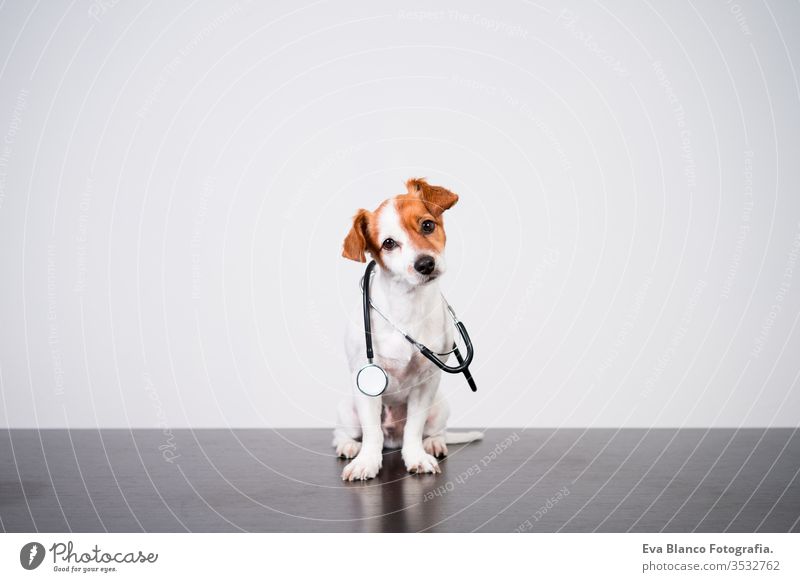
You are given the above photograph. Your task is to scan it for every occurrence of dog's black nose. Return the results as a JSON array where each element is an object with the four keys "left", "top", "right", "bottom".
[{"left": 414, "top": 255, "right": 435, "bottom": 275}]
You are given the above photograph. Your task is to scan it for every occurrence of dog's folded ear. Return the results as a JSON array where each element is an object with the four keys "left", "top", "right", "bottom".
[
  {"left": 342, "top": 209, "right": 371, "bottom": 262},
  {"left": 407, "top": 178, "right": 459, "bottom": 217}
]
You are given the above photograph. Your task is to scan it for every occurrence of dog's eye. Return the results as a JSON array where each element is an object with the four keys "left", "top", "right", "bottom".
[
  {"left": 382, "top": 238, "right": 397, "bottom": 250},
  {"left": 421, "top": 220, "right": 436, "bottom": 234}
]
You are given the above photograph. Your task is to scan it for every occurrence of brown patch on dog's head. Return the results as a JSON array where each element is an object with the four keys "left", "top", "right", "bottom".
[{"left": 389, "top": 178, "right": 458, "bottom": 254}]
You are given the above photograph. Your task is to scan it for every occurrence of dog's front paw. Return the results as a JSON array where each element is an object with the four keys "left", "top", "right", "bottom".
[
  {"left": 335, "top": 439, "right": 362, "bottom": 459},
  {"left": 423, "top": 435, "right": 448, "bottom": 458},
  {"left": 403, "top": 449, "right": 441, "bottom": 474},
  {"left": 341, "top": 452, "right": 382, "bottom": 481}
]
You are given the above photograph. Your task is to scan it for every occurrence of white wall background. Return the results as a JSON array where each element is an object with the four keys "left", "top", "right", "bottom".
[{"left": 1, "top": 0, "right": 799, "bottom": 429}]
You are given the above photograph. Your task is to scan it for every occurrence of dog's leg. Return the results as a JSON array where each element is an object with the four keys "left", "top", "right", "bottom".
[
  {"left": 332, "top": 399, "right": 362, "bottom": 459},
  {"left": 402, "top": 379, "right": 441, "bottom": 474},
  {"left": 422, "top": 394, "right": 449, "bottom": 458},
  {"left": 341, "top": 392, "right": 384, "bottom": 481}
]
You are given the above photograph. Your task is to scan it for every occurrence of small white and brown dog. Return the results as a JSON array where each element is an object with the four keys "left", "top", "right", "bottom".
[{"left": 334, "top": 178, "right": 482, "bottom": 481}]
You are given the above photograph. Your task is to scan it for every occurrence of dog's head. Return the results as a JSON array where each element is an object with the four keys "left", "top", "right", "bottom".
[{"left": 342, "top": 178, "right": 459, "bottom": 286}]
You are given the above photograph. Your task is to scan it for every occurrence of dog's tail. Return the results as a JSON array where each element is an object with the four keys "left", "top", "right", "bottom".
[{"left": 444, "top": 431, "right": 484, "bottom": 444}]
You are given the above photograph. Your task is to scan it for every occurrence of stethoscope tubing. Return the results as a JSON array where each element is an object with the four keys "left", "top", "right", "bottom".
[
  {"left": 362, "top": 260, "right": 378, "bottom": 362},
  {"left": 361, "top": 260, "right": 477, "bottom": 392},
  {"left": 413, "top": 321, "right": 473, "bottom": 373}
]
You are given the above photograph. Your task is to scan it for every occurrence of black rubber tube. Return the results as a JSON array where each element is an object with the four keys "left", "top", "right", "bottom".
[
  {"left": 362, "top": 260, "right": 377, "bottom": 360},
  {"left": 453, "top": 345, "right": 478, "bottom": 392}
]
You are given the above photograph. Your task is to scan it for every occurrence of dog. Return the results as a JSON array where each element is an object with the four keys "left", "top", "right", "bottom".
[{"left": 333, "top": 178, "right": 483, "bottom": 481}]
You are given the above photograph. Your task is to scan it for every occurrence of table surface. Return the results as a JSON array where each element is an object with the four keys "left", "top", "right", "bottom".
[{"left": 0, "top": 428, "right": 797, "bottom": 533}]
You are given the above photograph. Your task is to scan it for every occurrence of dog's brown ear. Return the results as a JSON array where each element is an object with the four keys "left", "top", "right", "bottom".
[
  {"left": 407, "top": 178, "right": 459, "bottom": 217},
  {"left": 342, "top": 209, "right": 371, "bottom": 262}
]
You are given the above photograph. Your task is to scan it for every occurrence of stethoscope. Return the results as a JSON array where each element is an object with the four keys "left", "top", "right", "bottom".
[{"left": 356, "top": 260, "right": 478, "bottom": 397}]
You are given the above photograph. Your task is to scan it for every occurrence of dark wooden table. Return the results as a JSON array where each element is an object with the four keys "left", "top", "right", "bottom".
[{"left": 1, "top": 428, "right": 797, "bottom": 532}]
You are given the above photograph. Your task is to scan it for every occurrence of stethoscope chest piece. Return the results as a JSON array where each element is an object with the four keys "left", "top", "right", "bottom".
[{"left": 356, "top": 362, "right": 388, "bottom": 397}]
